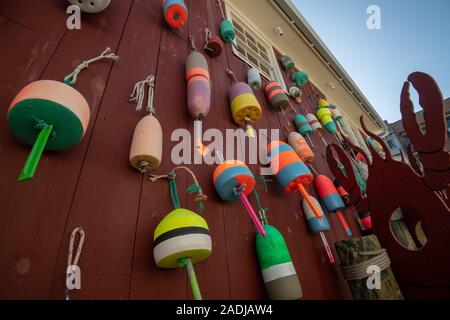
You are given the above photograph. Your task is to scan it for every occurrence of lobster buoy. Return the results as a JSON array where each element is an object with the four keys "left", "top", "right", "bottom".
[
  {"left": 293, "top": 114, "right": 313, "bottom": 136},
  {"left": 316, "top": 107, "right": 337, "bottom": 134},
  {"left": 220, "top": 20, "right": 235, "bottom": 43},
  {"left": 267, "top": 141, "right": 322, "bottom": 219},
  {"left": 255, "top": 225, "right": 303, "bottom": 300},
  {"left": 247, "top": 68, "right": 262, "bottom": 90},
  {"left": 288, "top": 132, "right": 314, "bottom": 165},
  {"left": 8, "top": 80, "right": 90, "bottom": 181},
  {"left": 331, "top": 106, "right": 343, "bottom": 121},
  {"left": 264, "top": 82, "right": 289, "bottom": 111},
  {"left": 163, "top": 0, "right": 188, "bottom": 29},
  {"left": 186, "top": 49, "right": 211, "bottom": 154},
  {"left": 280, "top": 55, "right": 295, "bottom": 71},
  {"left": 204, "top": 34, "right": 223, "bottom": 58},
  {"left": 315, "top": 175, "right": 352, "bottom": 237},
  {"left": 229, "top": 82, "right": 262, "bottom": 138},
  {"left": 153, "top": 208, "right": 212, "bottom": 268},
  {"left": 302, "top": 196, "right": 335, "bottom": 263},
  {"left": 292, "top": 71, "right": 309, "bottom": 87},
  {"left": 186, "top": 51, "right": 211, "bottom": 119},
  {"left": 302, "top": 196, "right": 330, "bottom": 234},
  {"left": 214, "top": 160, "right": 265, "bottom": 236},
  {"left": 67, "top": 0, "right": 111, "bottom": 13},
  {"left": 288, "top": 85, "right": 302, "bottom": 101},
  {"left": 306, "top": 113, "right": 321, "bottom": 131},
  {"left": 129, "top": 115, "right": 163, "bottom": 172}
]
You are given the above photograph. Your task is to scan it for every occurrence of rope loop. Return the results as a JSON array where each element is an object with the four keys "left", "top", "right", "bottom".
[
  {"left": 189, "top": 36, "right": 197, "bottom": 52},
  {"left": 130, "top": 74, "right": 156, "bottom": 115},
  {"left": 64, "top": 47, "right": 119, "bottom": 85},
  {"left": 65, "top": 227, "right": 85, "bottom": 300}
]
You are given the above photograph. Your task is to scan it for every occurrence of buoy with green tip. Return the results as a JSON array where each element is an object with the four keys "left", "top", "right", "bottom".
[
  {"left": 255, "top": 225, "right": 302, "bottom": 300},
  {"left": 7, "top": 48, "right": 118, "bottom": 182}
]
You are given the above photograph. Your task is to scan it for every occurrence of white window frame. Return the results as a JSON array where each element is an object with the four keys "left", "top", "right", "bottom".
[{"left": 224, "top": 4, "right": 287, "bottom": 91}]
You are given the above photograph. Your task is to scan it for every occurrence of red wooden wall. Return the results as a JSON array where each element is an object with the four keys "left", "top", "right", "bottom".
[{"left": 0, "top": 0, "right": 361, "bottom": 299}]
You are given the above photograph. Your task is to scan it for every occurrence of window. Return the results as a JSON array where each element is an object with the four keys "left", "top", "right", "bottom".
[
  {"left": 225, "top": 6, "right": 286, "bottom": 89},
  {"left": 387, "top": 139, "right": 395, "bottom": 149},
  {"left": 447, "top": 117, "right": 450, "bottom": 136}
]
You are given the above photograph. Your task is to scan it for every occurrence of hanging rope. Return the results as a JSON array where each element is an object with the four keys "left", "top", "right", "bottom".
[
  {"left": 189, "top": 36, "right": 197, "bottom": 52},
  {"left": 253, "top": 189, "right": 268, "bottom": 225},
  {"left": 340, "top": 249, "right": 391, "bottom": 281},
  {"left": 256, "top": 176, "right": 273, "bottom": 193},
  {"left": 130, "top": 75, "right": 156, "bottom": 115},
  {"left": 217, "top": 0, "right": 226, "bottom": 20},
  {"left": 64, "top": 47, "right": 119, "bottom": 85},
  {"left": 226, "top": 68, "right": 237, "bottom": 84},
  {"left": 149, "top": 167, "right": 208, "bottom": 212},
  {"left": 204, "top": 28, "right": 213, "bottom": 51},
  {"left": 65, "top": 227, "right": 85, "bottom": 300}
]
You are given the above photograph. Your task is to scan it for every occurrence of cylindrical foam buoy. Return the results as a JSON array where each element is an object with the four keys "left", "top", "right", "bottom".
[
  {"left": 204, "top": 35, "right": 223, "bottom": 58},
  {"left": 266, "top": 141, "right": 313, "bottom": 193},
  {"left": 229, "top": 82, "right": 262, "bottom": 127},
  {"left": 280, "top": 55, "right": 295, "bottom": 71},
  {"left": 247, "top": 68, "right": 262, "bottom": 90},
  {"left": 67, "top": 0, "right": 111, "bottom": 13},
  {"left": 220, "top": 19, "right": 235, "bottom": 43},
  {"left": 264, "top": 82, "right": 289, "bottom": 111},
  {"left": 186, "top": 51, "right": 211, "bottom": 119},
  {"left": 292, "top": 71, "right": 309, "bottom": 87},
  {"left": 316, "top": 108, "right": 337, "bottom": 134},
  {"left": 255, "top": 225, "right": 303, "bottom": 300},
  {"left": 163, "top": 0, "right": 188, "bottom": 29},
  {"left": 293, "top": 114, "right": 313, "bottom": 136},
  {"left": 331, "top": 107, "right": 342, "bottom": 121},
  {"left": 334, "top": 179, "right": 352, "bottom": 208},
  {"left": 302, "top": 197, "right": 330, "bottom": 233},
  {"left": 187, "top": 76, "right": 211, "bottom": 119},
  {"left": 306, "top": 113, "right": 322, "bottom": 131},
  {"left": 315, "top": 175, "right": 345, "bottom": 212},
  {"left": 213, "top": 160, "right": 255, "bottom": 201},
  {"left": 288, "top": 86, "right": 302, "bottom": 100},
  {"left": 153, "top": 208, "right": 212, "bottom": 269},
  {"left": 288, "top": 132, "right": 314, "bottom": 165},
  {"left": 129, "top": 115, "right": 163, "bottom": 173}
]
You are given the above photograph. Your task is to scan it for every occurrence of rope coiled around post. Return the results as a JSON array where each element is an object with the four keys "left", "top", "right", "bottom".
[{"left": 340, "top": 249, "right": 391, "bottom": 281}]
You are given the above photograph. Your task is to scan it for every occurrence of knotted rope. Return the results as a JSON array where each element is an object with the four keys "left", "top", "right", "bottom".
[
  {"left": 253, "top": 189, "right": 268, "bottom": 225},
  {"left": 130, "top": 74, "right": 156, "bottom": 115},
  {"left": 204, "top": 28, "right": 213, "bottom": 51},
  {"left": 64, "top": 47, "right": 119, "bottom": 85},
  {"left": 65, "top": 227, "right": 85, "bottom": 300},
  {"left": 340, "top": 249, "right": 391, "bottom": 281},
  {"left": 217, "top": 0, "right": 226, "bottom": 20},
  {"left": 149, "top": 166, "right": 207, "bottom": 213}
]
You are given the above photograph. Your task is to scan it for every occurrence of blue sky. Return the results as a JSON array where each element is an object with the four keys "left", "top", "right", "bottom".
[{"left": 292, "top": 0, "right": 450, "bottom": 123}]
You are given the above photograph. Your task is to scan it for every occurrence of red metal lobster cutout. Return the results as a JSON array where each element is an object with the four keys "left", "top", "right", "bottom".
[{"left": 327, "top": 72, "right": 450, "bottom": 296}]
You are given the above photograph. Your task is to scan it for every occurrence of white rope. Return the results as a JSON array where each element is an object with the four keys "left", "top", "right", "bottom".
[
  {"left": 217, "top": 0, "right": 226, "bottom": 19},
  {"left": 64, "top": 47, "right": 119, "bottom": 85},
  {"left": 130, "top": 75, "right": 156, "bottom": 115},
  {"left": 204, "top": 28, "right": 213, "bottom": 51},
  {"left": 189, "top": 36, "right": 197, "bottom": 52},
  {"left": 65, "top": 227, "right": 85, "bottom": 300},
  {"left": 340, "top": 249, "right": 391, "bottom": 281}
]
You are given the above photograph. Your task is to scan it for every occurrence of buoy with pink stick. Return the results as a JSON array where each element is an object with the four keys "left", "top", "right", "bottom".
[
  {"left": 213, "top": 153, "right": 266, "bottom": 237},
  {"left": 266, "top": 141, "right": 323, "bottom": 220}
]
